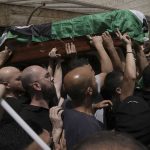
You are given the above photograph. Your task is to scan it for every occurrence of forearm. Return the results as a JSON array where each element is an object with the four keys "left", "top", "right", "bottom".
[
  {"left": 52, "top": 128, "right": 62, "bottom": 144},
  {"left": 52, "top": 128, "right": 63, "bottom": 150},
  {"left": 107, "top": 46, "right": 123, "bottom": 71},
  {"left": 48, "top": 59, "right": 54, "bottom": 77},
  {"left": 95, "top": 43, "right": 113, "bottom": 73},
  {"left": 54, "top": 61, "right": 62, "bottom": 99},
  {"left": 0, "top": 48, "right": 12, "bottom": 67},
  {"left": 125, "top": 44, "right": 136, "bottom": 79},
  {"left": 120, "top": 44, "right": 136, "bottom": 101}
]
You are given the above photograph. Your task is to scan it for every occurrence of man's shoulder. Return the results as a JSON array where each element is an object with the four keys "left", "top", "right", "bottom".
[
  {"left": 5, "top": 97, "right": 23, "bottom": 113},
  {"left": 63, "top": 109, "right": 102, "bottom": 128},
  {"left": 21, "top": 105, "right": 48, "bottom": 112},
  {"left": 63, "top": 109, "right": 102, "bottom": 150},
  {"left": 121, "top": 96, "right": 149, "bottom": 106},
  {"left": 20, "top": 105, "right": 49, "bottom": 118},
  {"left": 64, "top": 109, "right": 95, "bottom": 120},
  {"left": 117, "top": 96, "right": 150, "bottom": 115}
]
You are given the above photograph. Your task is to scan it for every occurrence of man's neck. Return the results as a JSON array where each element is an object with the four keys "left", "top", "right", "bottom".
[
  {"left": 74, "top": 105, "right": 93, "bottom": 116},
  {"left": 30, "top": 96, "right": 49, "bottom": 109}
]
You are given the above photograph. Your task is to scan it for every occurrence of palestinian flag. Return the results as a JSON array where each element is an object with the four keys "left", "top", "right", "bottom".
[{"left": 0, "top": 9, "right": 149, "bottom": 46}]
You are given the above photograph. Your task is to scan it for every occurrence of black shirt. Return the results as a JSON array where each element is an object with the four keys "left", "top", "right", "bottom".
[
  {"left": 63, "top": 109, "right": 103, "bottom": 150},
  {"left": 20, "top": 105, "right": 52, "bottom": 132},
  {"left": 0, "top": 121, "right": 43, "bottom": 150},
  {"left": 115, "top": 96, "right": 150, "bottom": 145},
  {"left": 0, "top": 97, "right": 25, "bottom": 124},
  {"left": 134, "top": 89, "right": 150, "bottom": 107}
]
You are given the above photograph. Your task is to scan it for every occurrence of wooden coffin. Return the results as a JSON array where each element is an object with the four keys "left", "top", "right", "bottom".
[{"left": 4, "top": 36, "right": 93, "bottom": 64}]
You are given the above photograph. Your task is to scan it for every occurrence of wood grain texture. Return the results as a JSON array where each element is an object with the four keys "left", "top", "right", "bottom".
[{"left": 4, "top": 36, "right": 93, "bottom": 63}]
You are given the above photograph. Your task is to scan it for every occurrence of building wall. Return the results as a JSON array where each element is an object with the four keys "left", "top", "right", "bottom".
[{"left": 0, "top": 3, "right": 82, "bottom": 26}]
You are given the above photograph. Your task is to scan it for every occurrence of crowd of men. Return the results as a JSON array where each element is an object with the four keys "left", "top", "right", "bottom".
[{"left": 0, "top": 28, "right": 149, "bottom": 150}]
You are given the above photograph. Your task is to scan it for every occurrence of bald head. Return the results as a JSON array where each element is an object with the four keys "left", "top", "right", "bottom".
[
  {"left": 74, "top": 131, "right": 147, "bottom": 150},
  {"left": 0, "top": 66, "right": 24, "bottom": 94},
  {"left": 0, "top": 67, "right": 20, "bottom": 83},
  {"left": 64, "top": 65, "right": 96, "bottom": 103},
  {"left": 21, "top": 65, "right": 56, "bottom": 103},
  {"left": 21, "top": 65, "right": 47, "bottom": 90}
]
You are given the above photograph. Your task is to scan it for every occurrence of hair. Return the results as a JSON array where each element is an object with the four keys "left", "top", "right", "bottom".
[
  {"left": 68, "top": 57, "right": 89, "bottom": 71},
  {"left": 74, "top": 131, "right": 147, "bottom": 150},
  {"left": 142, "top": 65, "right": 150, "bottom": 88},
  {"left": 101, "top": 71, "right": 123, "bottom": 99},
  {"left": 0, "top": 121, "right": 43, "bottom": 150},
  {"left": 65, "top": 81, "right": 89, "bottom": 106}
]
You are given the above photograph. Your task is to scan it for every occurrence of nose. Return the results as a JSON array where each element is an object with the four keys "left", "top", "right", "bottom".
[
  {"left": 51, "top": 76, "right": 54, "bottom": 83},
  {"left": 92, "top": 70, "right": 95, "bottom": 76}
]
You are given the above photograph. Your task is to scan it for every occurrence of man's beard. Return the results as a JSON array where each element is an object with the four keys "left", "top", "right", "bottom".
[{"left": 41, "top": 84, "right": 57, "bottom": 107}]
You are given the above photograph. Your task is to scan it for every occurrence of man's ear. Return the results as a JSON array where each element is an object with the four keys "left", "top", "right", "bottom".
[
  {"left": 3, "top": 82, "right": 9, "bottom": 89},
  {"left": 86, "top": 87, "right": 93, "bottom": 96},
  {"left": 116, "top": 87, "right": 121, "bottom": 95},
  {"left": 32, "top": 82, "right": 41, "bottom": 91}
]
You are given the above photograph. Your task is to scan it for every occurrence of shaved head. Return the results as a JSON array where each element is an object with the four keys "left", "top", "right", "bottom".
[
  {"left": 21, "top": 65, "right": 45, "bottom": 89},
  {"left": 0, "top": 67, "right": 20, "bottom": 83},
  {"left": 0, "top": 66, "right": 23, "bottom": 93},
  {"left": 21, "top": 65, "right": 56, "bottom": 103},
  {"left": 64, "top": 65, "right": 97, "bottom": 105},
  {"left": 74, "top": 131, "right": 147, "bottom": 150}
]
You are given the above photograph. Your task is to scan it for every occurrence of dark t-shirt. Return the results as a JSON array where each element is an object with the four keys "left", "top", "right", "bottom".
[
  {"left": 0, "top": 96, "right": 25, "bottom": 124},
  {"left": 0, "top": 121, "right": 43, "bottom": 150},
  {"left": 134, "top": 89, "right": 150, "bottom": 107},
  {"left": 115, "top": 96, "right": 150, "bottom": 145},
  {"left": 20, "top": 105, "right": 52, "bottom": 132},
  {"left": 63, "top": 109, "right": 103, "bottom": 150}
]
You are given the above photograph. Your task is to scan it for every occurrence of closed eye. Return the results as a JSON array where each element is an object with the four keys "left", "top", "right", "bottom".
[{"left": 45, "top": 72, "right": 50, "bottom": 78}]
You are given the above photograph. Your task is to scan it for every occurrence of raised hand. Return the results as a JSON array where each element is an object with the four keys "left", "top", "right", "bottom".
[
  {"left": 115, "top": 29, "right": 131, "bottom": 45},
  {"left": 0, "top": 46, "right": 12, "bottom": 66},
  {"left": 65, "top": 42, "right": 77, "bottom": 56},
  {"left": 49, "top": 106, "right": 63, "bottom": 129},
  {"left": 102, "top": 31, "right": 114, "bottom": 49},
  {"left": 49, "top": 106, "right": 64, "bottom": 145},
  {"left": 92, "top": 100, "right": 113, "bottom": 110},
  {"left": 48, "top": 47, "right": 61, "bottom": 59},
  {"left": 91, "top": 35, "right": 103, "bottom": 47}
]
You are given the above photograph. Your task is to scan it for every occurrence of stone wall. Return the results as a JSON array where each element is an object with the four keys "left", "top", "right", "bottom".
[{"left": 0, "top": 3, "right": 82, "bottom": 26}]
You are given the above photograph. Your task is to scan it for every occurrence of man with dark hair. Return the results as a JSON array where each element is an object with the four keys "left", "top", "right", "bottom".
[
  {"left": 102, "top": 31, "right": 150, "bottom": 146},
  {"left": 20, "top": 65, "right": 56, "bottom": 132},
  {"left": 74, "top": 131, "right": 147, "bottom": 150},
  {"left": 68, "top": 57, "right": 89, "bottom": 71},
  {"left": 101, "top": 71, "right": 124, "bottom": 129},
  {"left": 102, "top": 71, "right": 123, "bottom": 100}
]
